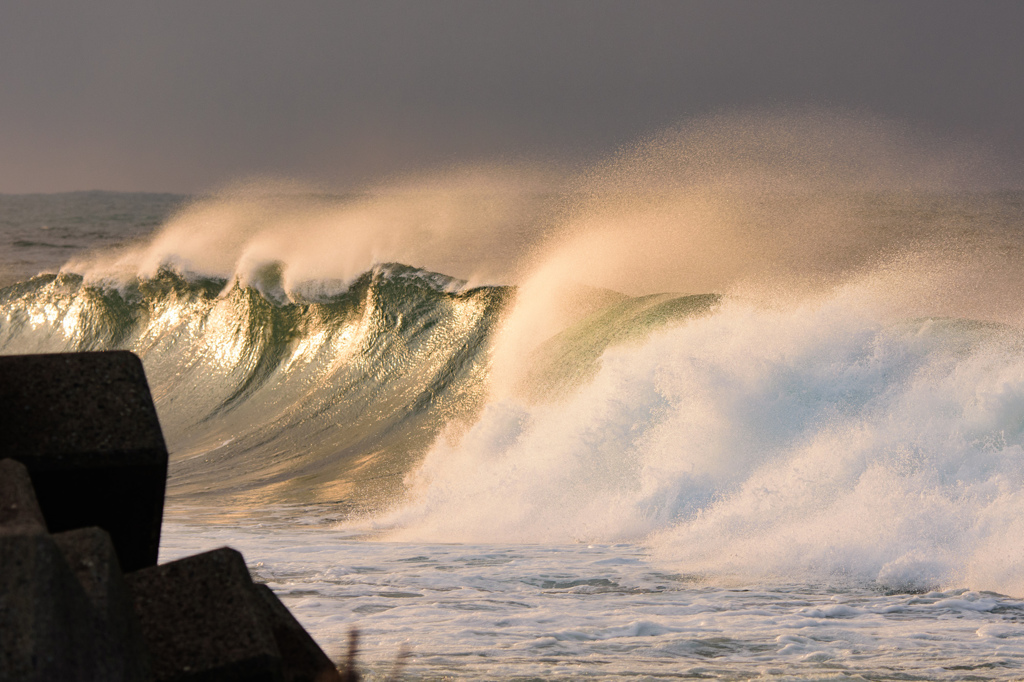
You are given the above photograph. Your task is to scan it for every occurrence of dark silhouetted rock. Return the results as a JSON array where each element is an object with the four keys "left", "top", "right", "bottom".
[
  {"left": 253, "top": 584, "right": 342, "bottom": 682},
  {"left": 0, "top": 458, "right": 47, "bottom": 532},
  {"left": 125, "top": 547, "right": 284, "bottom": 682},
  {"left": 0, "top": 351, "right": 168, "bottom": 571},
  {"left": 0, "top": 528, "right": 101, "bottom": 681},
  {"left": 53, "top": 526, "right": 154, "bottom": 682}
]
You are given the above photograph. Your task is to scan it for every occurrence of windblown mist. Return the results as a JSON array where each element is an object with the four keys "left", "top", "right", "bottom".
[{"left": 3, "top": 113, "right": 1024, "bottom": 679}]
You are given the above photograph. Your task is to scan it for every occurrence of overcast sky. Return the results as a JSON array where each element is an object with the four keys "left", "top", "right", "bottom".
[{"left": 1, "top": 0, "right": 1021, "bottom": 193}]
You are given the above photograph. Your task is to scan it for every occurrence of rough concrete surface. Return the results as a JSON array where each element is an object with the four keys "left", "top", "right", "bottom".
[
  {"left": 0, "top": 458, "right": 47, "bottom": 532},
  {"left": 254, "top": 583, "right": 342, "bottom": 682},
  {"left": 0, "top": 530, "right": 102, "bottom": 681},
  {"left": 1, "top": 352, "right": 345, "bottom": 681},
  {"left": 0, "top": 351, "right": 168, "bottom": 570},
  {"left": 125, "top": 547, "right": 284, "bottom": 682},
  {"left": 54, "top": 526, "right": 154, "bottom": 682}
]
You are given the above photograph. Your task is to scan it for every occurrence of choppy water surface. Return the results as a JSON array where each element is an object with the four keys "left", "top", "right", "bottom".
[{"left": 161, "top": 510, "right": 1024, "bottom": 681}]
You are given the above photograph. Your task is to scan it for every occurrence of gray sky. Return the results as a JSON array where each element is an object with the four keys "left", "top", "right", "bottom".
[{"left": 1, "top": 0, "right": 1021, "bottom": 193}]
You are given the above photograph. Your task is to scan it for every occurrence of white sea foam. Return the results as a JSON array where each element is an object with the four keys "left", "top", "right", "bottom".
[
  {"left": 380, "top": 285, "right": 1024, "bottom": 597},
  {"left": 161, "top": 515, "right": 1024, "bottom": 680}
]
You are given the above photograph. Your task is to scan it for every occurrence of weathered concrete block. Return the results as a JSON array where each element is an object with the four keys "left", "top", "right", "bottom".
[
  {"left": 0, "top": 529, "right": 101, "bottom": 681},
  {"left": 0, "top": 351, "right": 168, "bottom": 571},
  {"left": 253, "top": 584, "right": 341, "bottom": 682},
  {"left": 0, "top": 458, "right": 47, "bottom": 532},
  {"left": 125, "top": 547, "right": 284, "bottom": 682},
  {"left": 53, "top": 526, "right": 154, "bottom": 682}
]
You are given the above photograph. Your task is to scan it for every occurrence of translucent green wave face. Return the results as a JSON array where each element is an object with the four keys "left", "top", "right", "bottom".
[
  {"left": 520, "top": 293, "right": 721, "bottom": 402},
  {"left": 0, "top": 266, "right": 509, "bottom": 506}
]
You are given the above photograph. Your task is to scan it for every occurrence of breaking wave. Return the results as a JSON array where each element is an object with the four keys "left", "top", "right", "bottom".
[
  {"left": 0, "top": 265, "right": 508, "bottom": 505},
  {"left": 2, "top": 110, "right": 1024, "bottom": 596}
]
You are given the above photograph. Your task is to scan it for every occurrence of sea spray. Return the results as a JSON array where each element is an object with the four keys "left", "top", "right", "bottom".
[
  {"left": 2, "top": 110, "right": 1022, "bottom": 597},
  {"left": 62, "top": 171, "right": 560, "bottom": 296},
  {"left": 371, "top": 112, "right": 1024, "bottom": 596},
  {"left": 382, "top": 286, "right": 1024, "bottom": 596}
]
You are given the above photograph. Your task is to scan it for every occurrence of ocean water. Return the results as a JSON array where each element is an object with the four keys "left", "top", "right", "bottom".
[
  {"left": 3, "top": 117, "right": 1024, "bottom": 679},
  {"left": 160, "top": 511, "right": 1024, "bottom": 681}
]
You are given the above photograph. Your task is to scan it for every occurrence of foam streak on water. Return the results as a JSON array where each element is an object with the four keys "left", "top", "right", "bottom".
[{"left": 161, "top": 513, "right": 1024, "bottom": 681}]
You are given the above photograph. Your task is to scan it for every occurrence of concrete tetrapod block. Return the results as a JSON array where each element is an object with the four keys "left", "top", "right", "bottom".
[
  {"left": 253, "top": 584, "right": 342, "bottom": 682},
  {"left": 0, "top": 351, "right": 168, "bottom": 571},
  {"left": 53, "top": 526, "right": 154, "bottom": 682},
  {"left": 0, "top": 458, "right": 47, "bottom": 532},
  {"left": 125, "top": 547, "right": 284, "bottom": 682},
  {"left": 0, "top": 528, "right": 102, "bottom": 681}
]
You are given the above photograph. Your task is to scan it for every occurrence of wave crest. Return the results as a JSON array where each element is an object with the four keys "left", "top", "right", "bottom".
[{"left": 0, "top": 265, "right": 511, "bottom": 505}]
